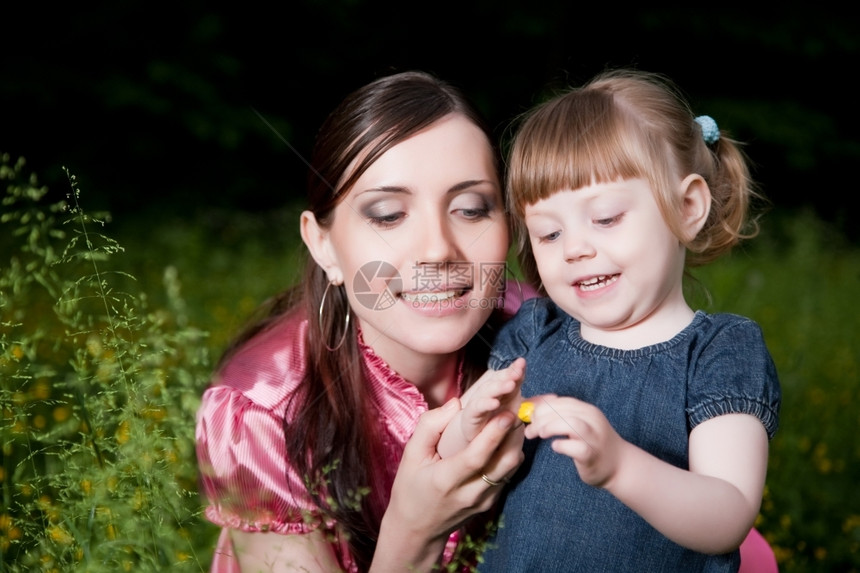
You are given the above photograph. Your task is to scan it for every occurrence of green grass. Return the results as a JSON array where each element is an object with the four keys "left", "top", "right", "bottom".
[{"left": 2, "top": 155, "right": 858, "bottom": 571}]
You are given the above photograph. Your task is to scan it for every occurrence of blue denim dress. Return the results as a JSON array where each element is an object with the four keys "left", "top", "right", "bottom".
[{"left": 479, "top": 298, "right": 781, "bottom": 573}]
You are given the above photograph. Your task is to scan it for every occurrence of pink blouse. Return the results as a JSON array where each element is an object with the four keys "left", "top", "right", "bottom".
[
  {"left": 196, "top": 283, "right": 537, "bottom": 572},
  {"left": 196, "top": 312, "right": 460, "bottom": 572}
]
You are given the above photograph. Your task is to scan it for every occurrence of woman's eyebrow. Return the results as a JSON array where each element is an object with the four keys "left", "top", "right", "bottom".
[
  {"left": 356, "top": 185, "right": 410, "bottom": 196},
  {"left": 448, "top": 179, "right": 497, "bottom": 193}
]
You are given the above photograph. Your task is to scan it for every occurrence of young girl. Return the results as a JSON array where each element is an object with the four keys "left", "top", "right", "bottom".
[
  {"left": 477, "top": 69, "right": 782, "bottom": 572},
  {"left": 195, "top": 71, "right": 527, "bottom": 573}
]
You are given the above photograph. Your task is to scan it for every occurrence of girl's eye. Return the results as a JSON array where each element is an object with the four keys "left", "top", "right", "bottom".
[
  {"left": 538, "top": 230, "right": 561, "bottom": 243},
  {"left": 594, "top": 214, "right": 623, "bottom": 227}
]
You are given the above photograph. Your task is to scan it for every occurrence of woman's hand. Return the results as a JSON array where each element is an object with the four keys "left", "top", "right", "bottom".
[{"left": 373, "top": 398, "right": 524, "bottom": 572}]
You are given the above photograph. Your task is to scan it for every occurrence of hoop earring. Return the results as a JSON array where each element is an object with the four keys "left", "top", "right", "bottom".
[{"left": 319, "top": 280, "right": 351, "bottom": 352}]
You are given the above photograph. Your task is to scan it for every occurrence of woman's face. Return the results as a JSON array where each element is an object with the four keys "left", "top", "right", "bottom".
[{"left": 305, "top": 114, "right": 509, "bottom": 374}]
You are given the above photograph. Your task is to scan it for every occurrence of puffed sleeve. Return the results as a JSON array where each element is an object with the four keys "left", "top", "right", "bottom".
[
  {"left": 195, "top": 316, "right": 323, "bottom": 534},
  {"left": 489, "top": 297, "right": 564, "bottom": 371},
  {"left": 686, "top": 314, "right": 781, "bottom": 439},
  {"left": 197, "top": 386, "right": 318, "bottom": 533}
]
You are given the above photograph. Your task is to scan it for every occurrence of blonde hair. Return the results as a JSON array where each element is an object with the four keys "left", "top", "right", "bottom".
[{"left": 507, "top": 69, "right": 762, "bottom": 286}]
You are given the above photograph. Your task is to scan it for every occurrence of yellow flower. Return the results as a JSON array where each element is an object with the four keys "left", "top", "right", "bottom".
[
  {"left": 518, "top": 401, "right": 534, "bottom": 424},
  {"left": 53, "top": 405, "right": 71, "bottom": 422},
  {"left": 48, "top": 525, "right": 74, "bottom": 545},
  {"left": 31, "top": 379, "right": 51, "bottom": 400},
  {"left": 115, "top": 420, "right": 130, "bottom": 444}
]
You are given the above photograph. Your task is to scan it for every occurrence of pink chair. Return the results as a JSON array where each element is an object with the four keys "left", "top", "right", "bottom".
[{"left": 739, "top": 528, "right": 778, "bottom": 572}]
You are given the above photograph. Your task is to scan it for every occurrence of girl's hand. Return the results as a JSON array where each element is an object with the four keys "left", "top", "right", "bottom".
[
  {"left": 438, "top": 358, "right": 526, "bottom": 458},
  {"left": 524, "top": 396, "right": 769, "bottom": 554},
  {"left": 375, "top": 399, "right": 524, "bottom": 571},
  {"left": 460, "top": 357, "right": 526, "bottom": 414},
  {"left": 523, "top": 394, "right": 625, "bottom": 488}
]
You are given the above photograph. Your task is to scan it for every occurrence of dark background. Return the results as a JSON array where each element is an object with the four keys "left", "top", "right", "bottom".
[{"left": 2, "top": 1, "right": 857, "bottom": 239}]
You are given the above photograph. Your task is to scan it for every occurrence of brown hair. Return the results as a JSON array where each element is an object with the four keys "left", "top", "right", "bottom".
[
  {"left": 507, "top": 69, "right": 763, "bottom": 287},
  {"left": 218, "top": 70, "right": 503, "bottom": 571}
]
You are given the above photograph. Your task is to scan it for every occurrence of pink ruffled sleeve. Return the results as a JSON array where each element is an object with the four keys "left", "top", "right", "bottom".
[
  {"left": 195, "top": 316, "right": 320, "bottom": 534},
  {"left": 197, "top": 386, "right": 315, "bottom": 533}
]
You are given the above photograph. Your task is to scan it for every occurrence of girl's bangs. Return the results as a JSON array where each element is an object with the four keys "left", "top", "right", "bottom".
[{"left": 509, "top": 92, "right": 652, "bottom": 217}]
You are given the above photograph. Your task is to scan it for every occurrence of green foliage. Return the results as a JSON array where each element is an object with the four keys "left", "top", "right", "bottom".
[
  {"left": 688, "top": 211, "right": 860, "bottom": 572},
  {"left": 0, "top": 155, "right": 217, "bottom": 571}
]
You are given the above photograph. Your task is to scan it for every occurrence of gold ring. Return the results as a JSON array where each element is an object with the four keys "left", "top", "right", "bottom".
[{"left": 481, "top": 474, "right": 503, "bottom": 487}]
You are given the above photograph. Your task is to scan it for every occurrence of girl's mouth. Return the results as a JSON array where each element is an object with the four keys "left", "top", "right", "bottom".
[{"left": 576, "top": 275, "right": 619, "bottom": 292}]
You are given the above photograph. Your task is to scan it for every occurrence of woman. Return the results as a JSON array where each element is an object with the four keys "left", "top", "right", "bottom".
[{"left": 195, "top": 70, "right": 526, "bottom": 572}]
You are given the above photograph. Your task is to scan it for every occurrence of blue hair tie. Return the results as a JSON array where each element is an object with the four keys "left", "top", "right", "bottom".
[{"left": 695, "top": 115, "right": 720, "bottom": 145}]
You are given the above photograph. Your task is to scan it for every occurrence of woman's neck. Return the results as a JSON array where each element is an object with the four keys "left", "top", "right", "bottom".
[
  {"left": 385, "top": 349, "right": 461, "bottom": 409},
  {"left": 411, "top": 355, "right": 461, "bottom": 409}
]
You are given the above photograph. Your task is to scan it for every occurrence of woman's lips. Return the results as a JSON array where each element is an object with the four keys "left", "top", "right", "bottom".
[{"left": 400, "top": 289, "right": 469, "bottom": 304}]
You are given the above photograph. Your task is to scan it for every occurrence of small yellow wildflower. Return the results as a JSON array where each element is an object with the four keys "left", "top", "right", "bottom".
[
  {"left": 53, "top": 405, "right": 71, "bottom": 422},
  {"left": 48, "top": 525, "right": 74, "bottom": 545},
  {"left": 115, "top": 420, "right": 130, "bottom": 444},
  {"left": 31, "top": 379, "right": 51, "bottom": 400},
  {"left": 518, "top": 401, "right": 534, "bottom": 424}
]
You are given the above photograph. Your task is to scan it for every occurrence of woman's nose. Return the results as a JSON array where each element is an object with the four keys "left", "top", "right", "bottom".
[{"left": 416, "top": 215, "right": 461, "bottom": 264}]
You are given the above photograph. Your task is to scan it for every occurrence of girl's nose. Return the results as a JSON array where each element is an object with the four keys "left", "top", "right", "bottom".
[{"left": 563, "top": 228, "right": 596, "bottom": 262}]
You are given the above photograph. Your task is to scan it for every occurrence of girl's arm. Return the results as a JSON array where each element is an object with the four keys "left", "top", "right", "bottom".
[
  {"left": 609, "top": 413, "right": 767, "bottom": 553},
  {"left": 229, "top": 399, "right": 524, "bottom": 572},
  {"left": 527, "top": 396, "right": 767, "bottom": 554}
]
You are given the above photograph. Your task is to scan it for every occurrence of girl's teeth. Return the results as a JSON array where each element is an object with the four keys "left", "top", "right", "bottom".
[{"left": 578, "top": 275, "right": 617, "bottom": 291}]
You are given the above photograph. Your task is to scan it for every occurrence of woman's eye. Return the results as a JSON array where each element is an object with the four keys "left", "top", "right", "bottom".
[
  {"left": 457, "top": 206, "right": 491, "bottom": 220},
  {"left": 451, "top": 193, "right": 494, "bottom": 220},
  {"left": 361, "top": 198, "right": 407, "bottom": 228},
  {"left": 367, "top": 212, "right": 405, "bottom": 227}
]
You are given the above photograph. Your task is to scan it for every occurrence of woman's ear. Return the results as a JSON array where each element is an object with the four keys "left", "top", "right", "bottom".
[
  {"left": 678, "top": 174, "right": 712, "bottom": 242},
  {"left": 300, "top": 210, "right": 343, "bottom": 284}
]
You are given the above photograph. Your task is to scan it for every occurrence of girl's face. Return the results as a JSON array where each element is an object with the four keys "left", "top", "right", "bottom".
[
  {"left": 524, "top": 177, "right": 692, "bottom": 349},
  {"left": 304, "top": 114, "right": 509, "bottom": 375}
]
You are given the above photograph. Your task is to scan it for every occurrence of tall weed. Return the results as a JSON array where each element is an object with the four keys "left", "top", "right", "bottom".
[{"left": 0, "top": 155, "right": 217, "bottom": 571}]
